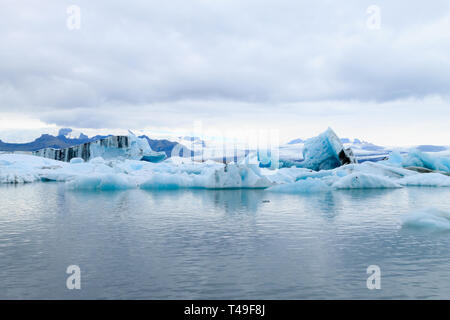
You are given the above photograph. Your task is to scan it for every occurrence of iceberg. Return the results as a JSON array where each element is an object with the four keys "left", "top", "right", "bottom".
[
  {"left": 211, "top": 163, "right": 271, "bottom": 189},
  {"left": 66, "top": 173, "right": 135, "bottom": 191},
  {"left": 140, "top": 173, "right": 193, "bottom": 190},
  {"left": 267, "top": 178, "right": 331, "bottom": 193},
  {"left": 1, "top": 143, "right": 450, "bottom": 192},
  {"left": 33, "top": 132, "right": 166, "bottom": 163},
  {"left": 385, "top": 149, "right": 450, "bottom": 173},
  {"left": 141, "top": 154, "right": 167, "bottom": 163},
  {"left": 398, "top": 173, "right": 450, "bottom": 187},
  {"left": 300, "top": 128, "right": 356, "bottom": 171},
  {"left": 332, "top": 172, "right": 402, "bottom": 189},
  {"left": 403, "top": 149, "right": 450, "bottom": 172},
  {"left": 0, "top": 154, "right": 67, "bottom": 184},
  {"left": 69, "top": 157, "right": 84, "bottom": 164},
  {"left": 402, "top": 208, "right": 450, "bottom": 231}
]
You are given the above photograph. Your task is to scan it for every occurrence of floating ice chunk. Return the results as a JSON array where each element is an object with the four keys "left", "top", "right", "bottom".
[
  {"left": 267, "top": 178, "right": 331, "bottom": 193},
  {"left": 261, "top": 167, "right": 313, "bottom": 184},
  {"left": 402, "top": 208, "right": 450, "bottom": 231},
  {"left": 0, "top": 154, "right": 68, "bottom": 183},
  {"left": 69, "top": 157, "right": 84, "bottom": 164},
  {"left": 295, "top": 169, "right": 339, "bottom": 181},
  {"left": 385, "top": 149, "right": 450, "bottom": 173},
  {"left": 141, "top": 154, "right": 167, "bottom": 163},
  {"left": 339, "top": 161, "right": 417, "bottom": 179},
  {"left": 139, "top": 163, "right": 271, "bottom": 189},
  {"left": 402, "top": 149, "right": 450, "bottom": 172},
  {"left": 300, "top": 128, "right": 356, "bottom": 171},
  {"left": 140, "top": 173, "right": 192, "bottom": 190},
  {"left": 0, "top": 171, "right": 38, "bottom": 184},
  {"left": 203, "top": 164, "right": 271, "bottom": 189},
  {"left": 66, "top": 174, "right": 135, "bottom": 190},
  {"left": 128, "top": 131, "right": 166, "bottom": 163},
  {"left": 398, "top": 173, "right": 450, "bottom": 187},
  {"left": 332, "top": 172, "right": 401, "bottom": 189},
  {"left": 89, "top": 157, "right": 105, "bottom": 164},
  {"left": 384, "top": 151, "right": 403, "bottom": 167}
]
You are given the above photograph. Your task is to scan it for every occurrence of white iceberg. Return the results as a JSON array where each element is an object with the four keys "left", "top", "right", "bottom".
[
  {"left": 140, "top": 172, "right": 193, "bottom": 190},
  {"left": 398, "top": 173, "right": 450, "bottom": 187},
  {"left": 66, "top": 173, "right": 135, "bottom": 191},
  {"left": 69, "top": 157, "right": 84, "bottom": 164},
  {"left": 0, "top": 154, "right": 67, "bottom": 184},
  {"left": 267, "top": 178, "right": 331, "bottom": 193},
  {"left": 332, "top": 172, "right": 402, "bottom": 189},
  {"left": 140, "top": 163, "right": 271, "bottom": 190}
]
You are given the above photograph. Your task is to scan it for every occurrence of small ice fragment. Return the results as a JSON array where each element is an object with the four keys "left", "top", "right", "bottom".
[{"left": 69, "top": 157, "right": 84, "bottom": 164}]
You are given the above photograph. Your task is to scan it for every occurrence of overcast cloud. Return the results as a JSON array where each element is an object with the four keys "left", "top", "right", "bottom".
[{"left": 0, "top": 0, "right": 449, "bottom": 145}]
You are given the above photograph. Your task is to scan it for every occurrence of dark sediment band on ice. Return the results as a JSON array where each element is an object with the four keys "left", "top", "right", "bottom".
[
  {"left": 33, "top": 135, "right": 133, "bottom": 162},
  {"left": 405, "top": 166, "right": 450, "bottom": 176}
]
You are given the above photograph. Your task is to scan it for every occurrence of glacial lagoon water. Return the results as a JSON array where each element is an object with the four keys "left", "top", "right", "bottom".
[{"left": 1, "top": 183, "right": 450, "bottom": 299}]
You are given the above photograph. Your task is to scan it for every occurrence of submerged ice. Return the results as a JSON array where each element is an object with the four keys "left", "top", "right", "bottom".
[{"left": 402, "top": 208, "right": 450, "bottom": 231}]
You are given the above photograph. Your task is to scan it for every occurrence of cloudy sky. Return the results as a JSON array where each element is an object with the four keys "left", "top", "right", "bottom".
[{"left": 1, "top": 0, "right": 449, "bottom": 145}]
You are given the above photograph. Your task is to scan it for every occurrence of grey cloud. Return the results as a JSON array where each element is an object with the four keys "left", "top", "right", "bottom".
[{"left": 0, "top": 0, "right": 450, "bottom": 131}]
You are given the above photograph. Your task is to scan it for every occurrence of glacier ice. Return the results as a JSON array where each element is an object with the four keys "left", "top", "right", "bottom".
[
  {"left": 384, "top": 151, "right": 403, "bottom": 167},
  {"left": 0, "top": 154, "right": 67, "bottom": 184},
  {"left": 1, "top": 147, "right": 450, "bottom": 191},
  {"left": 300, "top": 128, "right": 356, "bottom": 171},
  {"left": 385, "top": 149, "right": 450, "bottom": 173},
  {"left": 140, "top": 173, "right": 192, "bottom": 190},
  {"left": 33, "top": 132, "right": 166, "bottom": 163},
  {"left": 332, "top": 172, "right": 402, "bottom": 189},
  {"left": 398, "top": 173, "right": 450, "bottom": 187},
  {"left": 66, "top": 174, "right": 135, "bottom": 191},
  {"left": 69, "top": 157, "right": 84, "bottom": 164},
  {"left": 267, "top": 178, "right": 331, "bottom": 193}
]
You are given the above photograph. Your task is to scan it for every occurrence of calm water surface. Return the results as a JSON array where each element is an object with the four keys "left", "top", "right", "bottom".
[{"left": 1, "top": 183, "right": 450, "bottom": 299}]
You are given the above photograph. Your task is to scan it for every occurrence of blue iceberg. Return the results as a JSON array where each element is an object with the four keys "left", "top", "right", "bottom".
[
  {"left": 300, "top": 128, "right": 356, "bottom": 171},
  {"left": 385, "top": 149, "right": 450, "bottom": 173}
]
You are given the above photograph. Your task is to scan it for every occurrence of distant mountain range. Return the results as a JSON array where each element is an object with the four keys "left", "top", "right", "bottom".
[
  {"left": 2, "top": 129, "right": 447, "bottom": 159},
  {"left": 0, "top": 128, "right": 185, "bottom": 157},
  {"left": 138, "top": 136, "right": 181, "bottom": 157}
]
